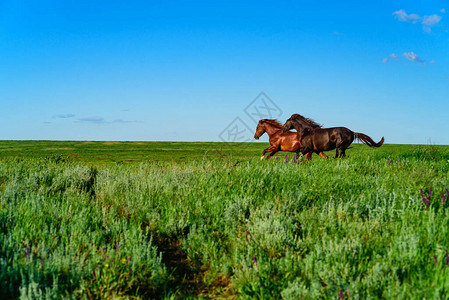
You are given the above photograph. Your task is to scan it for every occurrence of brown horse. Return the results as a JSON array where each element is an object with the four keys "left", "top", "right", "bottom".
[
  {"left": 282, "top": 114, "right": 384, "bottom": 159},
  {"left": 254, "top": 119, "right": 327, "bottom": 160}
]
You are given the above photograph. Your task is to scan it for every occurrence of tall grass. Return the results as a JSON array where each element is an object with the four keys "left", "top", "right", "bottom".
[{"left": 1, "top": 145, "right": 449, "bottom": 298}]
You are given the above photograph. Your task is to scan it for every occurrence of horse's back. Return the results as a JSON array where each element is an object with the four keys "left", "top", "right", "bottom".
[
  {"left": 314, "top": 127, "right": 353, "bottom": 139},
  {"left": 308, "top": 127, "right": 354, "bottom": 151},
  {"left": 333, "top": 127, "right": 354, "bottom": 141}
]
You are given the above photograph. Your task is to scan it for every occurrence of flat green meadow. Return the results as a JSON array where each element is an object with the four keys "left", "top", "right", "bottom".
[{"left": 1, "top": 140, "right": 449, "bottom": 299}]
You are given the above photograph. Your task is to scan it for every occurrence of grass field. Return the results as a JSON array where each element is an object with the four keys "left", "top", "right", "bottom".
[
  {"left": 0, "top": 140, "right": 264, "bottom": 163},
  {"left": 1, "top": 140, "right": 449, "bottom": 299}
]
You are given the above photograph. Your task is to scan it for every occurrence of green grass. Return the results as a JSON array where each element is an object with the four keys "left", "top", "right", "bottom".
[
  {"left": 1, "top": 141, "right": 449, "bottom": 298},
  {"left": 1, "top": 140, "right": 448, "bottom": 163},
  {"left": 0, "top": 140, "right": 266, "bottom": 163}
]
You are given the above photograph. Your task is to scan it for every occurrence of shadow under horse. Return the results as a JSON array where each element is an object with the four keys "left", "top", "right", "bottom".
[
  {"left": 282, "top": 114, "right": 384, "bottom": 159},
  {"left": 254, "top": 119, "right": 327, "bottom": 160}
]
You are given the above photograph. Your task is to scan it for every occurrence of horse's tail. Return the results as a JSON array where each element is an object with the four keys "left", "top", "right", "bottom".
[{"left": 354, "top": 132, "right": 384, "bottom": 147}]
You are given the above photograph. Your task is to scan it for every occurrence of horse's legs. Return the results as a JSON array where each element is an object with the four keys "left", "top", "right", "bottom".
[
  {"left": 318, "top": 152, "right": 328, "bottom": 159},
  {"left": 295, "top": 151, "right": 301, "bottom": 160},
  {"left": 266, "top": 150, "right": 279, "bottom": 159},
  {"left": 261, "top": 148, "right": 269, "bottom": 160},
  {"left": 306, "top": 151, "right": 313, "bottom": 160},
  {"left": 261, "top": 145, "right": 278, "bottom": 160},
  {"left": 335, "top": 142, "right": 350, "bottom": 158},
  {"left": 261, "top": 146, "right": 274, "bottom": 160},
  {"left": 261, "top": 149, "right": 268, "bottom": 160},
  {"left": 335, "top": 149, "right": 341, "bottom": 158}
]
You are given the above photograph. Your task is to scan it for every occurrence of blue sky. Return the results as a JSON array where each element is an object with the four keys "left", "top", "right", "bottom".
[{"left": 1, "top": 0, "right": 448, "bottom": 144}]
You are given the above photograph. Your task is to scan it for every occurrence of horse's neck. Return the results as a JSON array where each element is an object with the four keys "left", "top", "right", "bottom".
[
  {"left": 302, "top": 127, "right": 313, "bottom": 136},
  {"left": 293, "top": 123, "right": 310, "bottom": 136},
  {"left": 264, "top": 124, "right": 281, "bottom": 137}
]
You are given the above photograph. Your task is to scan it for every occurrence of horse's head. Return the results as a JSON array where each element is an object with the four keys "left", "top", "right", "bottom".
[
  {"left": 283, "top": 113, "right": 320, "bottom": 133},
  {"left": 282, "top": 117, "right": 294, "bottom": 132},
  {"left": 254, "top": 120, "right": 266, "bottom": 140}
]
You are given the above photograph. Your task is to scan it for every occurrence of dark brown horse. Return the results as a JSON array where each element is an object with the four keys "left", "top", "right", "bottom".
[
  {"left": 254, "top": 119, "right": 327, "bottom": 160},
  {"left": 282, "top": 114, "right": 384, "bottom": 159}
]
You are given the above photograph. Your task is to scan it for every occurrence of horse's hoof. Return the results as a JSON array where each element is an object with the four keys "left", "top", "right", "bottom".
[{"left": 260, "top": 155, "right": 265, "bottom": 160}]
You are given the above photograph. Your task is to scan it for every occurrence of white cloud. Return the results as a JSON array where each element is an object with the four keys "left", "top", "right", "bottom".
[
  {"left": 53, "top": 113, "right": 75, "bottom": 119},
  {"left": 393, "top": 9, "right": 442, "bottom": 32},
  {"left": 403, "top": 52, "right": 424, "bottom": 63},
  {"left": 423, "top": 26, "right": 432, "bottom": 33},
  {"left": 422, "top": 14, "right": 442, "bottom": 26},
  {"left": 111, "top": 119, "right": 134, "bottom": 124},
  {"left": 383, "top": 52, "right": 431, "bottom": 64},
  {"left": 382, "top": 53, "right": 400, "bottom": 63},
  {"left": 77, "top": 116, "right": 140, "bottom": 124},
  {"left": 78, "top": 116, "right": 105, "bottom": 124},
  {"left": 393, "top": 9, "right": 421, "bottom": 23},
  {"left": 441, "top": 8, "right": 446, "bottom": 13}
]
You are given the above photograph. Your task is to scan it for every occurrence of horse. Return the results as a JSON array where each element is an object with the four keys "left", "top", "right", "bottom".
[
  {"left": 282, "top": 114, "right": 384, "bottom": 159},
  {"left": 254, "top": 119, "right": 327, "bottom": 160}
]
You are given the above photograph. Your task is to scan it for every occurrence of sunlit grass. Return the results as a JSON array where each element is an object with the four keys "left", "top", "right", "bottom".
[{"left": 0, "top": 141, "right": 449, "bottom": 298}]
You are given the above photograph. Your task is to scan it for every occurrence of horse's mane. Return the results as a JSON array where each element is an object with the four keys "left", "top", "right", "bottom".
[
  {"left": 290, "top": 114, "right": 322, "bottom": 128},
  {"left": 261, "top": 119, "right": 283, "bottom": 128}
]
